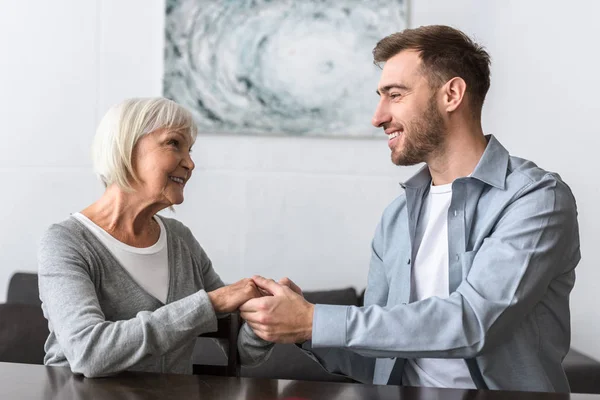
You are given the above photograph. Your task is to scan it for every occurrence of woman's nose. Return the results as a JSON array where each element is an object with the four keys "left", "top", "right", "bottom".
[{"left": 182, "top": 153, "right": 195, "bottom": 171}]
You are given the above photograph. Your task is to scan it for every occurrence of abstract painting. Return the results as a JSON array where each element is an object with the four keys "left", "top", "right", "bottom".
[{"left": 164, "top": 0, "right": 408, "bottom": 137}]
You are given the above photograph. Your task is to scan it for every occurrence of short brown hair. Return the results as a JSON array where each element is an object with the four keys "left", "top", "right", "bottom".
[{"left": 373, "top": 25, "right": 491, "bottom": 116}]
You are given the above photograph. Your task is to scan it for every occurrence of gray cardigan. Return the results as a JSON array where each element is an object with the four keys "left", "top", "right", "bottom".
[{"left": 38, "top": 215, "right": 272, "bottom": 378}]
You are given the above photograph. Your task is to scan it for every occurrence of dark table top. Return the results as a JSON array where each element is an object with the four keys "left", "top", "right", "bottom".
[{"left": 2, "top": 362, "right": 599, "bottom": 400}]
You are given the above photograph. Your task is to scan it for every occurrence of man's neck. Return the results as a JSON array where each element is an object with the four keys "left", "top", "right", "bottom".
[{"left": 427, "top": 127, "right": 488, "bottom": 186}]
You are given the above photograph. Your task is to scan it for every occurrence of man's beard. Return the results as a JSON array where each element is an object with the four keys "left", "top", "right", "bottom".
[{"left": 391, "top": 96, "right": 445, "bottom": 166}]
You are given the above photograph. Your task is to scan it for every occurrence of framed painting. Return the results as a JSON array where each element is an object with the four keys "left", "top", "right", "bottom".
[{"left": 164, "top": 0, "right": 409, "bottom": 137}]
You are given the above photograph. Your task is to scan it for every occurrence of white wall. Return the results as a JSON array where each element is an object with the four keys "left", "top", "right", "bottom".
[
  {"left": 0, "top": 1, "right": 103, "bottom": 298},
  {"left": 478, "top": 0, "right": 600, "bottom": 360},
  {"left": 1, "top": 0, "right": 599, "bottom": 359}
]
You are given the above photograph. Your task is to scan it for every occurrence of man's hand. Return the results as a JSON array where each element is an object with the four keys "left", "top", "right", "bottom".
[
  {"left": 256, "top": 277, "right": 303, "bottom": 298},
  {"left": 240, "top": 276, "right": 314, "bottom": 344},
  {"left": 208, "top": 278, "right": 261, "bottom": 314},
  {"left": 278, "top": 277, "right": 303, "bottom": 297}
]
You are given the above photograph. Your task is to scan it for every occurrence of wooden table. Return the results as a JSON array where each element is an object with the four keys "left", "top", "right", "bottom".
[{"left": 2, "top": 362, "right": 598, "bottom": 400}]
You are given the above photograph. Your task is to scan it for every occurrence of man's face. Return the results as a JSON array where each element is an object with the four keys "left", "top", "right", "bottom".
[{"left": 372, "top": 50, "right": 445, "bottom": 166}]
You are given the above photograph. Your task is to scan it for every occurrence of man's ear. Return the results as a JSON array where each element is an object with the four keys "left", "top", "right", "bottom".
[{"left": 441, "top": 77, "right": 467, "bottom": 113}]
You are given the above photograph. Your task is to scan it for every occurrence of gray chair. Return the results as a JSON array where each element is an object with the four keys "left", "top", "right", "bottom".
[
  {"left": 563, "top": 349, "right": 600, "bottom": 394},
  {"left": 0, "top": 303, "right": 48, "bottom": 364},
  {"left": 1, "top": 273, "right": 47, "bottom": 364},
  {"left": 6, "top": 272, "right": 41, "bottom": 306},
  {"left": 193, "top": 313, "right": 241, "bottom": 377}
]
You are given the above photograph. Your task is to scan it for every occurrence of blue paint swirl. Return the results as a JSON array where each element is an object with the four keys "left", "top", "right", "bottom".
[{"left": 165, "top": 0, "right": 407, "bottom": 137}]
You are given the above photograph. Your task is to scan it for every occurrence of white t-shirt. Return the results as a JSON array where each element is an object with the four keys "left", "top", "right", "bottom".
[
  {"left": 401, "top": 183, "right": 476, "bottom": 389},
  {"left": 72, "top": 213, "right": 169, "bottom": 304}
]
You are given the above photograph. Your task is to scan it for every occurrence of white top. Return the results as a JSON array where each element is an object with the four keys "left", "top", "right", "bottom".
[
  {"left": 72, "top": 213, "right": 169, "bottom": 304},
  {"left": 402, "top": 183, "right": 476, "bottom": 389}
]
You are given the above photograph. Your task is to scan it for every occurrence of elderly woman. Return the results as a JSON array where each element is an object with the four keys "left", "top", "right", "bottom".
[{"left": 38, "top": 98, "right": 272, "bottom": 378}]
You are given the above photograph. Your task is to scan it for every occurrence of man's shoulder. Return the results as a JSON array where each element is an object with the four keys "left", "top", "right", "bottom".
[
  {"left": 506, "top": 155, "right": 573, "bottom": 198},
  {"left": 508, "top": 156, "right": 553, "bottom": 183},
  {"left": 383, "top": 192, "right": 408, "bottom": 215}
]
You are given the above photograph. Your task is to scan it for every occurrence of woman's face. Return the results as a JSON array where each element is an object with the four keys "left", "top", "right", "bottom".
[{"left": 130, "top": 128, "right": 195, "bottom": 207}]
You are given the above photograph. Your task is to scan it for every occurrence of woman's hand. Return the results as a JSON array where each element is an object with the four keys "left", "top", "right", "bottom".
[{"left": 208, "top": 278, "right": 261, "bottom": 313}]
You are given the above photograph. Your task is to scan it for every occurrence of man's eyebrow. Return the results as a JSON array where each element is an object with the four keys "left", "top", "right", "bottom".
[{"left": 376, "top": 84, "right": 409, "bottom": 96}]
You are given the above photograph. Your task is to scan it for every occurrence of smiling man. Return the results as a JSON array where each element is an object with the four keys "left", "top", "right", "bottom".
[{"left": 240, "top": 25, "right": 581, "bottom": 392}]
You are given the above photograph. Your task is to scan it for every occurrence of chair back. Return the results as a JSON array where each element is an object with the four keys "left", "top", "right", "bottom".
[
  {"left": 0, "top": 303, "right": 48, "bottom": 364},
  {"left": 7, "top": 272, "right": 41, "bottom": 306},
  {"left": 193, "top": 313, "right": 241, "bottom": 377}
]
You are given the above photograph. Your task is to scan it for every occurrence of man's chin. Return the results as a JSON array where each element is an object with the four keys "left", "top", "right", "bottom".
[{"left": 391, "top": 153, "right": 420, "bottom": 167}]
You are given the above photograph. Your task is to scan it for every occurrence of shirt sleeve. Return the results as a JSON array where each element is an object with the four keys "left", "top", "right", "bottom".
[
  {"left": 311, "top": 175, "right": 580, "bottom": 359},
  {"left": 38, "top": 224, "right": 219, "bottom": 378},
  {"left": 296, "top": 221, "right": 390, "bottom": 383}
]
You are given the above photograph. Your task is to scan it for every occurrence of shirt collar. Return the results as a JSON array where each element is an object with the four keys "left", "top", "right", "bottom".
[{"left": 400, "top": 135, "right": 509, "bottom": 190}]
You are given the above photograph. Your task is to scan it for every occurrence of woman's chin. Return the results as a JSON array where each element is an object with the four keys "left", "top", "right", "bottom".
[
  {"left": 156, "top": 197, "right": 184, "bottom": 209},
  {"left": 162, "top": 190, "right": 185, "bottom": 206},
  {"left": 169, "top": 197, "right": 184, "bottom": 206}
]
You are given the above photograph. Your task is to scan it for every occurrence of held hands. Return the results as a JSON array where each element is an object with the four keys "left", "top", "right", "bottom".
[
  {"left": 240, "top": 276, "right": 314, "bottom": 344},
  {"left": 208, "top": 278, "right": 261, "bottom": 314},
  {"left": 256, "top": 277, "right": 302, "bottom": 297},
  {"left": 277, "top": 277, "right": 303, "bottom": 297}
]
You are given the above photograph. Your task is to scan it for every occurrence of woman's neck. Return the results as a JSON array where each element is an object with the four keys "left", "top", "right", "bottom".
[{"left": 81, "top": 185, "right": 164, "bottom": 247}]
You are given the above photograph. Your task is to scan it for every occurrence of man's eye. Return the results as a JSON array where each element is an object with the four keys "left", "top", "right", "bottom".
[
  {"left": 390, "top": 93, "right": 402, "bottom": 99},
  {"left": 167, "top": 139, "right": 179, "bottom": 147}
]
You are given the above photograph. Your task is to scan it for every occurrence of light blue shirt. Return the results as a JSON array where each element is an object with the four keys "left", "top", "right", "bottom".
[{"left": 306, "top": 135, "right": 580, "bottom": 392}]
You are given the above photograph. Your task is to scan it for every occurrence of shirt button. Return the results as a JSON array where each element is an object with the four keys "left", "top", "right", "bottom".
[
  {"left": 453, "top": 210, "right": 458, "bottom": 217},
  {"left": 456, "top": 254, "right": 460, "bottom": 261},
  {"left": 407, "top": 258, "right": 411, "bottom": 264}
]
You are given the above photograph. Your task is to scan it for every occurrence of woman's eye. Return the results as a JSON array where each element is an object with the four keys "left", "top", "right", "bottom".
[{"left": 167, "top": 139, "right": 179, "bottom": 147}]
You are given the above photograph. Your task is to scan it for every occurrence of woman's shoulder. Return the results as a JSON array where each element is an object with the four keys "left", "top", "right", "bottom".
[
  {"left": 38, "top": 216, "right": 97, "bottom": 274},
  {"left": 40, "top": 216, "right": 88, "bottom": 247},
  {"left": 156, "top": 215, "right": 209, "bottom": 258},
  {"left": 155, "top": 215, "right": 193, "bottom": 238},
  {"left": 155, "top": 215, "right": 201, "bottom": 249}
]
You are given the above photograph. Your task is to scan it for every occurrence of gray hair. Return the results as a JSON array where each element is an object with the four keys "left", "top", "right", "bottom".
[{"left": 92, "top": 97, "right": 198, "bottom": 190}]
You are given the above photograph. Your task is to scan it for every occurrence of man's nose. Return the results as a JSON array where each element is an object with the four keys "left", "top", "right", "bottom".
[{"left": 372, "top": 100, "right": 391, "bottom": 128}]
